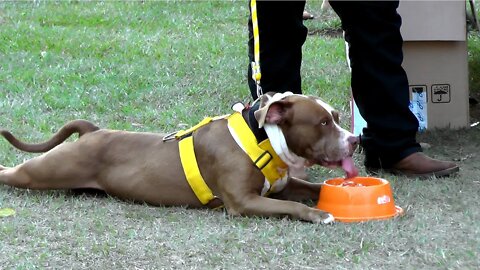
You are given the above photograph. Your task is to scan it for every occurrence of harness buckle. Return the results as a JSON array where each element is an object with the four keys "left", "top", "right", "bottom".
[{"left": 254, "top": 150, "right": 273, "bottom": 170}]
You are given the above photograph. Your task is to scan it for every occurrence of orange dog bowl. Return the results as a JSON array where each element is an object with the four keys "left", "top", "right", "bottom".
[{"left": 317, "top": 177, "right": 403, "bottom": 222}]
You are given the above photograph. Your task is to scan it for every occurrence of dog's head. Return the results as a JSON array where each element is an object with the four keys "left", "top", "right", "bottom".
[{"left": 254, "top": 92, "right": 359, "bottom": 178}]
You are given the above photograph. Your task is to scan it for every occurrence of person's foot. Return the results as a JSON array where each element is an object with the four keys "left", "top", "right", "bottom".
[
  {"left": 368, "top": 152, "right": 459, "bottom": 178},
  {"left": 303, "top": 11, "right": 314, "bottom": 20}
]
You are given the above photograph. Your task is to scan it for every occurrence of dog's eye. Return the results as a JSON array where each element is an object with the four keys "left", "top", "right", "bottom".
[{"left": 321, "top": 121, "right": 328, "bottom": 126}]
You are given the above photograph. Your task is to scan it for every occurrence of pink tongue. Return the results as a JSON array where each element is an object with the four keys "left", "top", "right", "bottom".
[{"left": 341, "top": 156, "right": 358, "bottom": 179}]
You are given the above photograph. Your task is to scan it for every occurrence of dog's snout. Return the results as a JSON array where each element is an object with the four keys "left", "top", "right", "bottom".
[
  {"left": 347, "top": 135, "right": 359, "bottom": 145},
  {"left": 347, "top": 135, "right": 359, "bottom": 151}
]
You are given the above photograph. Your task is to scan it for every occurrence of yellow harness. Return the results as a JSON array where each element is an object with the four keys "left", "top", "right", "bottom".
[{"left": 171, "top": 112, "right": 288, "bottom": 205}]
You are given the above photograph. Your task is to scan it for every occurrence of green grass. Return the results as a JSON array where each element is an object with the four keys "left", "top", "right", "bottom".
[{"left": 1, "top": 1, "right": 479, "bottom": 269}]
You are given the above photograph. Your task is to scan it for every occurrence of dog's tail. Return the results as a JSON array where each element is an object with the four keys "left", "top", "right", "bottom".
[{"left": 0, "top": 120, "right": 99, "bottom": 153}]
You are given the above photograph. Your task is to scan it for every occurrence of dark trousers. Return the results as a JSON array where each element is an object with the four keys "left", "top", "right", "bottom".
[{"left": 247, "top": 0, "right": 421, "bottom": 167}]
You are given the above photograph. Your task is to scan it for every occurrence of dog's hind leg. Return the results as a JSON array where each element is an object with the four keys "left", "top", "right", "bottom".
[
  {"left": 0, "top": 143, "right": 101, "bottom": 191},
  {"left": 0, "top": 164, "right": 38, "bottom": 189}
]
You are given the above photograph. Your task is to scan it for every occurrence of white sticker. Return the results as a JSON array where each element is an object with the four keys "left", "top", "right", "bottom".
[
  {"left": 377, "top": 195, "right": 391, "bottom": 205},
  {"left": 351, "top": 99, "right": 367, "bottom": 137},
  {"left": 409, "top": 85, "right": 428, "bottom": 132}
]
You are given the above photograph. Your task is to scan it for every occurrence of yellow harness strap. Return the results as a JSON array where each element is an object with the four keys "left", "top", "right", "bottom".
[
  {"left": 177, "top": 113, "right": 287, "bottom": 206},
  {"left": 175, "top": 116, "right": 224, "bottom": 139},
  {"left": 178, "top": 135, "right": 214, "bottom": 205},
  {"left": 227, "top": 113, "right": 287, "bottom": 185},
  {"left": 176, "top": 116, "right": 227, "bottom": 205}
]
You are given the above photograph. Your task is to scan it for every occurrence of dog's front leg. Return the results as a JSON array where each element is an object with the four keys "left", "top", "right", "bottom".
[
  {"left": 225, "top": 195, "right": 334, "bottom": 224},
  {"left": 269, "top": 177, "right": 321, "bottom": 202}
]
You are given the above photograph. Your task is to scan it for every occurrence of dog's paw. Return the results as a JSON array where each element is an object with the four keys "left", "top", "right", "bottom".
[
  {"left": 307, "top": 209, "right": 335, "bottom": 224},
  {"left": 288, "top": 166, "right": 309, "bottom": 180},
  {"left": 321, "top": 213, "right": 335, "bottom": 224}
]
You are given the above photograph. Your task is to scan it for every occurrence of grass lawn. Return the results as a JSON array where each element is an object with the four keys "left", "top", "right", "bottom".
[{"left": 1, "top": 1, "right": 479, "bottom": 269}]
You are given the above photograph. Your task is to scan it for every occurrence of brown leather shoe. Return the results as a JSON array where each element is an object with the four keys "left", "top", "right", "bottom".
[
  {"left": 303, "top": 11, "right": 314, "bottom": 20},
  {"left": 390, "top": 152, "right": 459, "bottom": 178}
]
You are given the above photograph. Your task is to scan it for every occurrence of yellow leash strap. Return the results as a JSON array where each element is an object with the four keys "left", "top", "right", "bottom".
[
  {"left": 227, "top": 113, "right": 287, "bottom": 185},
  {"left": 178, "top": 135, "right": 215, "bottom": 205},
  {"left": 250, "top": 0, "right": 263, "bottom": 97}
]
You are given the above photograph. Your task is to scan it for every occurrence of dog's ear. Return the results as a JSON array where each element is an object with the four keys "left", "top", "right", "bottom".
[{"left": 254, "top": 94, "right": 293, "bottom": 128}]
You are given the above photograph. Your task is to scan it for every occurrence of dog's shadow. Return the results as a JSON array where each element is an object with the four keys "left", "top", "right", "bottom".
[{"left": 69, "top": 188, "right": 108, "bottom": 198}]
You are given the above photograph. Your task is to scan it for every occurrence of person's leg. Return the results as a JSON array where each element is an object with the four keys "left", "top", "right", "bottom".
[
  {"left": 329, "top": 0, "right": 419, "bottom": 167},
  {"left": 329, "top": 1, "right": 458, "bottom": 176},
  {"left": 247, "top": 1, "right": 307, "bottom": 99}
]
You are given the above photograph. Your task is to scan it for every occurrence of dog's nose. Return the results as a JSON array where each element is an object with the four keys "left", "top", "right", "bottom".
[{"left": 347, "top": 135, "right": 359, "bottom": 151}]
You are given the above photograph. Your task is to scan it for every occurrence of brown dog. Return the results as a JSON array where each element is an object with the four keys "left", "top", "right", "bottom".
[{"left": 0, "top": 92, "right": 358, "bottom": 223}]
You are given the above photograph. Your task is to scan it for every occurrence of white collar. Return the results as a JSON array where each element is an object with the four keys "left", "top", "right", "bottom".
[{"left": 263, "top": 124, "right": 306, "bottom": 169}]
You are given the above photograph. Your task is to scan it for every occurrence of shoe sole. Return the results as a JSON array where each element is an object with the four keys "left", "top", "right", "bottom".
[{"left": 366, "top": 165, "right": 460, "bottom": 179}]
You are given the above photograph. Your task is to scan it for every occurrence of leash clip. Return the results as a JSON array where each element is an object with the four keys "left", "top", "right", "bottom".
[
  {"left": 251, "top": 61, "right": 262, "bottom": 83},
  {"left": 251, "top": 61, "right": 263, "bottom": 97},
  {"left": 162, "top": 131, "right": 178, "bottom": 142}
]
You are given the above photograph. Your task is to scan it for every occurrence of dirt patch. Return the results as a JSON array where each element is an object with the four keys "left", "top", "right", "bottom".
[{"left": 308, "top": 27, "right": 343, "bottom": 38}]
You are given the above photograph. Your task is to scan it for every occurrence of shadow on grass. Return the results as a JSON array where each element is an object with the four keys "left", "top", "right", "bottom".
[{"left": 468, "top": 33, "right": 480, "bottom": 122}]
